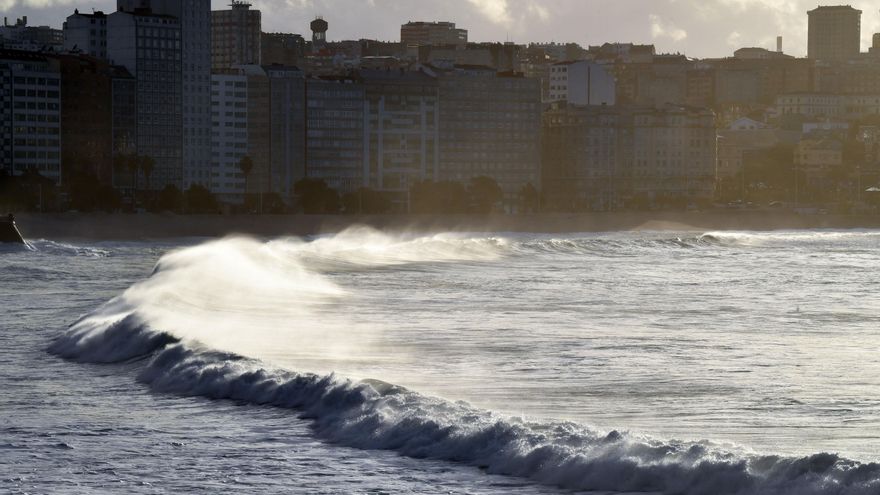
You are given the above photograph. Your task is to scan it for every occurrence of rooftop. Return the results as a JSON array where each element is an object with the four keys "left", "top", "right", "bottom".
[
  {"left": 71, "top": 9, "right": 107, "bottom": 18},
  {"left": 403, "top": 21, "right": 457, "bottom": 27},
  {"left": 808, "top": 5, "right": 861, "bottom": 14}
]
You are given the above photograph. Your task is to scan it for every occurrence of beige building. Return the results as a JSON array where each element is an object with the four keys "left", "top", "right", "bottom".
[
  {"left": 630, "top": 105, "right": 717, "bottom": 199},
  {"left": 807, "top": 5, "right": 861, "bottom": 61},
  {"left": 542, "top": 103, "right": 716, "bottom": 210}
]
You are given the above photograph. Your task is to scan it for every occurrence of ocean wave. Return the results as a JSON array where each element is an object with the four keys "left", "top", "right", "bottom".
[
  {"left": 48, "top": 229, "right": 880, "bottom": 494},
  {"left": 513, "top": 230, "right": 880, "bottom": 256},
  {"left": 698, "top": 230, "right": 880, "bottom": 248},
  {"left": 26, "top": 239, "right": 110, "bottom": 257},
  {"left": 50, "top": 316, "right": 880, "bottom": 495},
  {"left": 510, "top": 235, "right": 732, "bottom": 256}
]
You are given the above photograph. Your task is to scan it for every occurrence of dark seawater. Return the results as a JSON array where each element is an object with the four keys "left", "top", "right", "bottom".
[{"left": 3, "top": 229, "right": 880, "bottom": 494}]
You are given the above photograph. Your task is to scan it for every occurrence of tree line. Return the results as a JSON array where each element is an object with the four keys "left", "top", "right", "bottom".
[{"left": 1, "top": 157, "right": 539, "bottom": 214}]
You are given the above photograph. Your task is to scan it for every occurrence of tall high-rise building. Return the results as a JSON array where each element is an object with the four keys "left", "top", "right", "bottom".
[
  {"left": 107, "top": 7, "right": 182, "bottom": 190},
  {"left": 807, "top": 5, "right": 861, "bottom": 60},
  {"left": 211, "top": 1, "right": 261, "bottom": 70},
  {"left": 266, "top": 65, "right": 306, "bottom": 201},
  {"left": 116, "top": 0, "right": 212, "bottom": 189},
  {"left": 164, "top": 0, "right": 212, "bottom": 189}
]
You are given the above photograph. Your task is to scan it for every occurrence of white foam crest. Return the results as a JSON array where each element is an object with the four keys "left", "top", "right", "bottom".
[
  {"left": 128, "top": 342, "right": 880, "bottom": 495},
  {"left": 26, "top": 239, "right": 107, "bottom": 256},
  {"left": 49, "top": 236, "right": 349, "bottom": 363},
  {"left": 511, "top": 235, "right": 723, "bottom": 256},
  {"left": 49, "top": 230, "right": 508, "bottom": 369},
  {"left": 270, "top": 226, "right": 508, "bottom": 269}
]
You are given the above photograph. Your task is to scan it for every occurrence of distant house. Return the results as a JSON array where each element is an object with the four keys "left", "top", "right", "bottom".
[{"left": 795, "top": 137, "right": 842, "bottom": 186}]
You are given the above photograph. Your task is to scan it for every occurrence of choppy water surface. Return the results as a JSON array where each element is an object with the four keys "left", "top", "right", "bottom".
[{"left": 3, "top": 229, "right": 880, "bottom": 494}]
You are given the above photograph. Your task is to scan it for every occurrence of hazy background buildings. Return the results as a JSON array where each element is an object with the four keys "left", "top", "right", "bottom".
[{"left": 4, "top": 2, "right": 880, "bottom": 213}]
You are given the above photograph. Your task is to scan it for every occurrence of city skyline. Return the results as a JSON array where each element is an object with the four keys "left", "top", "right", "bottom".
[{"left": 6, "top": 0, "right": 880, "bottom": 59}]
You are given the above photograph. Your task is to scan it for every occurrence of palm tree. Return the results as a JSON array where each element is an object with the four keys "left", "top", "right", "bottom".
[{"left": 238, "top": 155, "right": 254, "bottom": 206}]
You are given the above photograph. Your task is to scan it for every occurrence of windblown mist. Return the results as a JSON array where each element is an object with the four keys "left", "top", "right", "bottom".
[{"left": 3, "top": 228, "right": 880, "bottom": 494}]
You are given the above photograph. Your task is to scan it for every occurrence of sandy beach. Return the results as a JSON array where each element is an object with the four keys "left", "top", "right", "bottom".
[{"left": 11, "top": 210, "right": 880, "bottom": 240}]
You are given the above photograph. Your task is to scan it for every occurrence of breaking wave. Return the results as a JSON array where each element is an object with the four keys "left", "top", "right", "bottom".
[{"left": 49, "top": 228, "right": 880, "bottom": 494}]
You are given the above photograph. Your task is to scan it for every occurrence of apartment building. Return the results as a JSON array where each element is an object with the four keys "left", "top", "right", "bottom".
[
  {"left": 107, "top": 8, "right": 182, "bottom": 189},
  {"left": 211, "top": 1, "right": 261, "bottom": 70},
  {"left": 62, "top": 10, "right": 108, "bottom": 59},
  {"left": 0, "top": 50, "right": 62, "bottom": 182},
  {"left": 548, "top": 60, "right": 615, "bottom": 106},
  {"left": 305, "top": 76, "right": 366, "bottom": 193},
  {"left": 436, "top": 66, "right": 541, "bottom": 209}
]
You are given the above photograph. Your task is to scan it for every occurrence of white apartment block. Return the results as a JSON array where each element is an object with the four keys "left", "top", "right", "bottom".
[
  {"left": 62, "top": 10, "right": 108, "bottom": 59},
  {"left": 548, "top": 60, "right": 615, "bottom": 105},
  {"left": 210, "top": 73, "right": 249, "bottom": 203}
]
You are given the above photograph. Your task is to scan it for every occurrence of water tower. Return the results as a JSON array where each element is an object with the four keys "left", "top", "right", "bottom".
[{"left": 310, "top": 16, "right": 328, "bottom": 52}]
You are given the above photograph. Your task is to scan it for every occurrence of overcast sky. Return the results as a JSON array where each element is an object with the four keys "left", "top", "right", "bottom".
[{"left": 3, "top": 0, "right": 879, "bottom": 59}]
